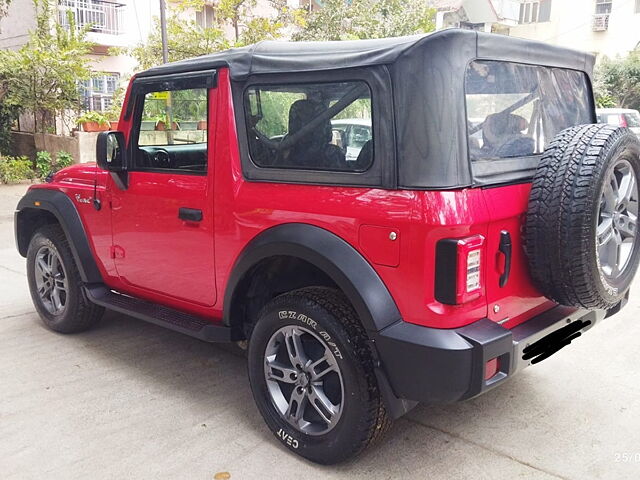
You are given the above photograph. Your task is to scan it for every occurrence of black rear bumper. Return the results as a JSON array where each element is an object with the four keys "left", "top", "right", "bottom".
[{"left": 373, "top": 305, "right": 607, "bottom": 405}]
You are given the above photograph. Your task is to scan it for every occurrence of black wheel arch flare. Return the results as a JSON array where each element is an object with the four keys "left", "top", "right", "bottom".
[
  {"left": 223, "top": 222, "right": 402, "bottom": 334},
  {"left": 15, "top": 189, "right": 103, "bottom": 284}
]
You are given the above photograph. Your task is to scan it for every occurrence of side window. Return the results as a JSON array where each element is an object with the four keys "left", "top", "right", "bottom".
[
  {"left": 465, "top": 60, "right": 591, "bottom": 161},
  {"left": 244, "top": 81, "right": 373, "bottom": 172},
  {"left": 135, "top": 88, "right": 208, "bottom": 173}
]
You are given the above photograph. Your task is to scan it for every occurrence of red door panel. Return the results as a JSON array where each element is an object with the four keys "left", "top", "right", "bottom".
[{"left": 111, "top": 172, "right": 216, "bottom": 306}]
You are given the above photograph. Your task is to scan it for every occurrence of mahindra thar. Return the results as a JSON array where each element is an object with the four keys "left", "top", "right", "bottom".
[{"left": 14, "top": 29, "right": 640, "bottom": 464}]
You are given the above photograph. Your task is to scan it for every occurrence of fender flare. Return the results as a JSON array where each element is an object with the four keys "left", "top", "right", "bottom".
[
  {"left": 15, "top": 189, "right": 103, "bottom": 284},
  {"left": 223, "top": 223, "right": 401, "bottom": 333}
]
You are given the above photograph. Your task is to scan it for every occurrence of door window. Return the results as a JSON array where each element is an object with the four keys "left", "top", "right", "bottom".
[
  {"left": 135, "top": 88, "right": 208, "bottom": 173},
  {"left": 244, "top": 81, "right": 374, "bottom": 172}
]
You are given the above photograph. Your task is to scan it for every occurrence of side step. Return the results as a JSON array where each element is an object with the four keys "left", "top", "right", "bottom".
[{"left": 85, "top": 285, "right": 231, "bottom": 343}]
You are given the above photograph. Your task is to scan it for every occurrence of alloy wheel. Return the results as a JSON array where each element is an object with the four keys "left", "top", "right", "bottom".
[
  {"left": 263, "top": 325, "right": 344, "bottom": 436},
  {"left": 597, "top": 159, "right": 639, "bottom": 279},
  {"left": 34, "top": 245, "right": 68, "bottom": 315}
]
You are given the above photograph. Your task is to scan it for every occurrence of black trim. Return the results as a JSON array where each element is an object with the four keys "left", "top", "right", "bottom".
[
  {"left": 15, "top": 189, "right": 103, "bottom": 284},
  {"left": 498, "top": 230, "right": 512, "bottom": 288},
  {"left": 131, "top": 69, "right": 218, "bottom": 95},
  {"left": 224, "top": 223, "right": 401, "bottom": 333},
  {"left": 434, "top": 239, "right": 458, "bottom": 305},
  {"left": 178, "top": 207, "right": 203, "bottom": 222},
  {"left": 373, "top": 306, "right": 607, "bottom": 404},
  {"left": 85, "top": 285, "right": 230, "bottom": 342}
]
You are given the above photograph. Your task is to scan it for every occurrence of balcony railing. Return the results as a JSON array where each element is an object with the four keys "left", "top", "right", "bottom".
[{"left": 58, "top": 0, "right": 125, "bottom": 35}]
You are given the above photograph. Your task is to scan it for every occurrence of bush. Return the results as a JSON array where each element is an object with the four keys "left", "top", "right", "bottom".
[
  {"left": 56, "top": 151, "right": 73, "bottom": 169},
  {"left": 34, "top": 150, "right": 74, "bottom": 180},
  {"left": 35, "top": 150, "right": 52, "bottom": 180},
  {"left": 0, "top": 156, "right": 34, "bottom": 184}
]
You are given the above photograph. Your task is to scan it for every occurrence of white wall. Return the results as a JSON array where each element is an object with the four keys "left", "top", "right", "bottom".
[
  {"left": 509, "top": 0, "right": 640, "bottom": 59},
  {"left": 0, "top": 0, "right": 36, "bottom": 49}
]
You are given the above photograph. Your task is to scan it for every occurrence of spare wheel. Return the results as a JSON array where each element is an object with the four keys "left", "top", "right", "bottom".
[{"left": 526, "top": 124, "right": 640, "bottom": 309}]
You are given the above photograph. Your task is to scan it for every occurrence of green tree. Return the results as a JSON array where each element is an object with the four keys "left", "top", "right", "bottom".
[
  {"left": 126, "top": 0, "right": 301, "bottom": 70},
  {"left": 128, "top": 15, "right": 230, "bottom": 70},
  {"left": 595, "top": 51, "right": 640, "bottom": 110},
  {"left": 0, "top": 0, "right": 94, "bottom": 133},
  {"left": 294, "top": 0, "right": 436, "bottom": 41}
]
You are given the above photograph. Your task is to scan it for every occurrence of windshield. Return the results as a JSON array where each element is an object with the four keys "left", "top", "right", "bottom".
[{"left": 465, "top": 61, "right": 592, "bottom": 165}]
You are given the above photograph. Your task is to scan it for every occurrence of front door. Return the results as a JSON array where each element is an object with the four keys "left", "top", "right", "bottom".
[{"left": 110, "top": 73, "right": 217, "bottom": 306}]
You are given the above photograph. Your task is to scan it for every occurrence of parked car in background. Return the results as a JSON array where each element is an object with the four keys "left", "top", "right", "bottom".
[
  {"left": 597, "top": 108, "right": 640, "bottom": 136},
  {"left": 330, "top": 119, "right": 372, "bottom": 162}
]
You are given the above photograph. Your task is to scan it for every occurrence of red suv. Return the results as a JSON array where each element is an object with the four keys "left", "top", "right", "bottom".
[{"left": 14, "top": 30, "right": 640, "bottom": 464}]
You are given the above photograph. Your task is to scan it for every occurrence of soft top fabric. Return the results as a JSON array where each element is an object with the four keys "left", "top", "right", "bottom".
[{"left": 137, "top": 29, "right": 594, "bottom": 81}]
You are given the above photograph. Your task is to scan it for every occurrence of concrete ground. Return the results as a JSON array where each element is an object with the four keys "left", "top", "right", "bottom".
[{"left": 1, "top": 182, "right": 639, "bottom": 480}]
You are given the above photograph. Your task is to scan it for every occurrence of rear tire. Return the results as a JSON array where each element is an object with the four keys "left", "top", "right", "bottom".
[
  {"left": 526, "top": 124, "right": 640, "bottom": 309},
  {"left": 26, "top": 224, "right": 104, "bottom": 333},
  {"left": 247, "top": 287, "right": 391, "bottom": 464}
]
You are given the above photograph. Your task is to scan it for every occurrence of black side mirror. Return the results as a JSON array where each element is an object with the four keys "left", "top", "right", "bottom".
[{"left": 96, "top": 131, "right": 127, "bottom": 172}]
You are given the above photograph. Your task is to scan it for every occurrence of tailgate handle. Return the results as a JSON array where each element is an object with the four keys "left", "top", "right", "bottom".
[
  {"left": 498, "top": 230, "right": 512, "bottom": 288},
  {"left": 178, "top": 207, "right": 203, "bottom": 222}
]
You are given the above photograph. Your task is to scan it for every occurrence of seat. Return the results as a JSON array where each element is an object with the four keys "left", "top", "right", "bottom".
[
  {"left": 353, "top": 139, "right": 373, "bottom": 171},
  {"left": 481, "top": 113, "right": 535, "bottom": 158},
  {"left": 285, "top": 99, "right": 346, "bottom": 170}
]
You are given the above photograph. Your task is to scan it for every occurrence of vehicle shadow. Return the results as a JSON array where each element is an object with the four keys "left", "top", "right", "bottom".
[{"left": 71, "top": 309, "right": 543, "bottom": 478}]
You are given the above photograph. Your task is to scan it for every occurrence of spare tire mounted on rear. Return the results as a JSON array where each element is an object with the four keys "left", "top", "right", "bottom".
[{"left": 526, "top": 124, "right": 640, "bottom": 310}]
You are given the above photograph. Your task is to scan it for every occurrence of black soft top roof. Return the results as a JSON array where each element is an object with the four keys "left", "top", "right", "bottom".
[
  {"left": 138, "top": 29, "right": 594, "bottom": 81},
  {"left": 137, "top": 29, "right": 596, "bottom": 189}
]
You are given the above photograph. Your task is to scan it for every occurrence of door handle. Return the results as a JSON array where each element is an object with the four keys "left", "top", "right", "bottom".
[
  {"left": 178, "top": 207, "right": 203, "bottom": 222},
  {"left": 498, "top": 230, "right": 512, "bottom": 288}
]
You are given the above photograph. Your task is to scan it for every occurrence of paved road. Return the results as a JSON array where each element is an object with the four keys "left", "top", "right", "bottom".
[{"left": 1, "top": 183, "right": 639, "bottom": 480}]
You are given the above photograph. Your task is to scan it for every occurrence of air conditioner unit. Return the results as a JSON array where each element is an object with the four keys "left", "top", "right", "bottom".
[{"left": 592, "top": 13, "right": 610, "bottom": 31}]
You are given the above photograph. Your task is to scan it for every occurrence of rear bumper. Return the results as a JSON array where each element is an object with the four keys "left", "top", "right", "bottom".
[{"left": 373, "top": 305, "right": 608, "bottom": 404}]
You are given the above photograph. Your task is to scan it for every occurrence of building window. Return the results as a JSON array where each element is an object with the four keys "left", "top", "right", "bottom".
[
  {"left": 519, "top": 0, "right": 552, "bottom": 24},
  {"left": 196, "top": 5, "right": 216, "bottom": 28},
  {"left": 595, "top": 0, "right": 613, "bottom": 15},
  {"left": 79, "top": 73, "right": 120, "bottom": 112},
  {"left": 635, "top": 0, "right": 640, "bottom": 13}
]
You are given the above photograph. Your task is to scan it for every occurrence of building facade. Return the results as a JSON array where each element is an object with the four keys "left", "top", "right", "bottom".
[
  {"left": 0, "top": 0, "right": 160, "bottom": 117},
  {"left": 435, "top": 0, "right": 640, "bottom": 59},
  {"left": 510, "top": 0, "right": 640, "bottom": 58}
]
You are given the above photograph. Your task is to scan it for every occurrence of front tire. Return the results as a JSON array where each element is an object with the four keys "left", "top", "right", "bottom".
[
  {"left": 247, "top": 287, "right": 391, "bottom": 464},
  {"left": 26, "top": 224, "right": 104, "bottom": 333}
]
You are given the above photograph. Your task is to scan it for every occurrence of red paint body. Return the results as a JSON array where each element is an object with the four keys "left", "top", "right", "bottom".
[{"left": 33, "top": 68, "right": 552, "bottom": 330}]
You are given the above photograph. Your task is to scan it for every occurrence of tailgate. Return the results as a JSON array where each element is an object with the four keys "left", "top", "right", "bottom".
[{"left": 481, "top": 183, "right": 555, "bottom": 327}]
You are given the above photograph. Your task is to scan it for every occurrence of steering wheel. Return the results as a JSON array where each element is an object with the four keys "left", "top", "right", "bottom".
[{"left": 153, "top": 149, "right": 172, "bottom": 169}]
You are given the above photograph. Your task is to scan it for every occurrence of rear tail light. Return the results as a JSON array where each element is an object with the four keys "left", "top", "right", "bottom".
[{"left": 435, "top": 235, "right": 485, "bottom": 305}]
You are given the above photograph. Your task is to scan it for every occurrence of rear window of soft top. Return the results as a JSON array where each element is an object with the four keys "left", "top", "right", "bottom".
[{"left": 465, "top": 60, "right": 592, "bottom": 184}]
